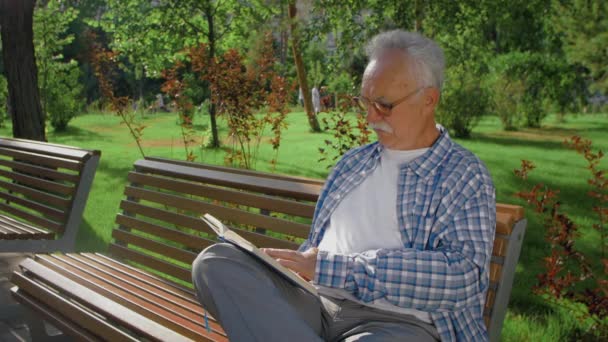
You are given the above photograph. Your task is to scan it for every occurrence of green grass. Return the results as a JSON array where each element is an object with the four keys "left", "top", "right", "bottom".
[{"left": 1, "top": 110, "right": 607, "bottom": 340}]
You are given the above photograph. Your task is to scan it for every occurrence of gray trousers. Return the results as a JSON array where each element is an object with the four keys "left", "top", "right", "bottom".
[{"left": 192, "top": 243, "right": 440, "bottom": 342}]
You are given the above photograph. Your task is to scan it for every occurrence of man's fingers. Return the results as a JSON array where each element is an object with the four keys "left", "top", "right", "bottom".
[
  {"left": 276, "top": 258, "right": 303, "bottom": 274},
  {"left": 262, "top": 248, "right": 302, "bottom": 261}
]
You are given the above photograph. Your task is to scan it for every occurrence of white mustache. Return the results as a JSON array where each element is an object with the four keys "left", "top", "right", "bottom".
[{"left": 369, "top": 122, "right": 393, "bottom": 133}]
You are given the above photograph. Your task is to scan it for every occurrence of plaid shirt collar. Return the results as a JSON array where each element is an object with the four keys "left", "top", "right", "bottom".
[{"left": 375, "top": 124, "right": 453, "bottom": 178}]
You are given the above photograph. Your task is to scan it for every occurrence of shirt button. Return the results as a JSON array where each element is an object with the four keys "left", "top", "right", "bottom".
[
  {"left": 335, "top": 194, "right": 341, "bottom": 199},
  {"left": 360, "top": 171, "right": 366, "bottom": 176}
]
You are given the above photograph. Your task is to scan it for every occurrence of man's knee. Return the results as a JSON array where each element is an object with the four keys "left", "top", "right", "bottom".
[{"left": 192, "top": 243, "right": 250, "bottom": 279}]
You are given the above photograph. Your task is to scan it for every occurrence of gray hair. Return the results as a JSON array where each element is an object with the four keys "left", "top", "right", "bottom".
[{"left": 365, "top": 30, "right": 445, "bottom": 90}]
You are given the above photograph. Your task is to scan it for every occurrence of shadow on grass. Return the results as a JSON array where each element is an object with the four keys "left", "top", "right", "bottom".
[
  {"left": 48, "top": 125, "right": 106, "bottom": 143},
  {"left": 75, "top": 219, "right": 108, "bottom": 253},
  {"left": 470, "top": 133, "right": 567, "bottom": 151}
]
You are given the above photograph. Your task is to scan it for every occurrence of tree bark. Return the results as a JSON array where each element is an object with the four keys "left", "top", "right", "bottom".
[
  {"left": 0, "top": 0, "right": 46, "bottom": 141},
  {"left": 288, "top": 2, "right": 321, "bottom": 132},
  {"left": 205, "top": 7, "right": 220, "bottom": 148}
]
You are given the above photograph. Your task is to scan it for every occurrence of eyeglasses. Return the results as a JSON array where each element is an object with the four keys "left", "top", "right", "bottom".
[{"left": 353, "top": 87, "right": 426, "bottom": 117}]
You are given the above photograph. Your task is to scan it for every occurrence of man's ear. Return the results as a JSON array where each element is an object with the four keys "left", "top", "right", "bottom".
[{"left": 424, "top": 87, "right": 440, "bottom": 108}]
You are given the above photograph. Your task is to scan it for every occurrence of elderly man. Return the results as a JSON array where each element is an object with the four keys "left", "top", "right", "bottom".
[{"left": 192, "top": 30, "right": 496, "bottom": 342}]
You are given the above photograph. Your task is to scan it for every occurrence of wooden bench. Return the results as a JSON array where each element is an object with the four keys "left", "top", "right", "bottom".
[
  {"left": 10, "top": 157, "right": 526, "bottom": 342},
  {"left": 0, "top": 138, "right": 100, "bottom": 253}
]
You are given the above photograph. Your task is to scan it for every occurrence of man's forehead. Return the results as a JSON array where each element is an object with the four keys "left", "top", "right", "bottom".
[{"left": 362, "top": 52, "right": 412, "bottom": 95}]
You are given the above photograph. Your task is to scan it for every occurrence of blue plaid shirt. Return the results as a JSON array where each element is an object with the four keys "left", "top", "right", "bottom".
[{"left": 300, "top": 126, "right": 496, "bottom": 341}]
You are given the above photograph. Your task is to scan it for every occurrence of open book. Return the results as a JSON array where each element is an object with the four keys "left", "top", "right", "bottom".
[{"left": 201, "top": 213, "right": 318, "bottom": 297}]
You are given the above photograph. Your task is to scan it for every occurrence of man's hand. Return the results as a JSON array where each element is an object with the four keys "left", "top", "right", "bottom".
[{"left": 261, "top": 247, "right": 318, "bottom": 281}]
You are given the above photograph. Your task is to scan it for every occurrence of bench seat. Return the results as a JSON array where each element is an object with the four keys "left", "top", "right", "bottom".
[{"left": 10, "top": 157, "right": 526, "bottom": 341}]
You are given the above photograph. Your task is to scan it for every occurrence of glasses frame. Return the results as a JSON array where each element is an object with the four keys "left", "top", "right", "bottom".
[{"left": 353, "top": 87, "right": 427, "bottom": 117}]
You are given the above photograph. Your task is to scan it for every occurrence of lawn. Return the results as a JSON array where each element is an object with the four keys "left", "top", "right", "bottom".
[{"left": 1, "top": 110, "right": 607, "bottom": 340}]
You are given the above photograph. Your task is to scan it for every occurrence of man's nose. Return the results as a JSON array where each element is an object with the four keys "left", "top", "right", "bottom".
[{"left": 366, "top": 106, "right": 382, "bottom": 122}]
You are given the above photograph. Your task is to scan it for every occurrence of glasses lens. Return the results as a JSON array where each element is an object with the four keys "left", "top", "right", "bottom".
[{"left": 373, "top": 102, "right": 391, "bottom": 116}]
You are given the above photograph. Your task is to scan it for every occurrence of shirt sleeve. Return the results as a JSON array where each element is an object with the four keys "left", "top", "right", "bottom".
[{"left": 313, "top": 183, "right": 496, "bottom": 312}]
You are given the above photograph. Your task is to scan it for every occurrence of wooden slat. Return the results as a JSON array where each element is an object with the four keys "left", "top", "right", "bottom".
[
  {"left": 34, "top": 254, "right": 223, "bottom": 341},
  {"left": 0, "top": 147, "right": 82, "bottom": 170},
  {"left": 496, "top": 203, "right": 524, "bottom": 221},
  {"left": 489, "top": 263, "right": 503, "bottom": 283},
  {"left": 0, "top": 189, "right": 66, "bottom": 221},
  {"left": 116, "top": 214, "right": 215, "bottom": 251},
  {"left": 496, "top": 212, "right": 515, "bottom": 235},
  {"left": 0, "top": 215, "right": 53, "bottom": 239},
  {"left": 57, "top": 254, "right": 226, "bottom": 338},
  {"left": 0, "top": 138, "right": 94, "bottom": 160},
  {"left": 492, "top": 236, "right": 509, "bottom": 257},
  {"left": 122, "top": 188, "right": 311, "bottom": 239},
  {"left": 0, "top": 178, "right": 71, "bottom": 209},
  {"left": 134, "top": 159, "right": 321, "bottom": 202},
  {"left": 0, "top": 158, "right": 80, "bottom": 183},
  {"left": 83, "top": 253, "right": 196, "bottom": 301},
  {"left": 11, "top": 287, "right": 105, "bottom": 342},
  {"left": 128, "top": 172, "right": 316, "bottom": 218},
  {"left": 485, "top": 289, "right": 496, "bottom": 314},
  {"left": 11, "top": 268, "right": 142, "bottom": 341},
  {"left": 109, "top": 244, "right": 193, "bottom": 283},
  {"left": 144, "top": 157, "right": 325, "bottom": 186},
  {"left": 0, "top": 168, "right": 74, "bottom": 196},
  {"left": 0, "top": 201, "right": 62, "bottom": 233},
  {"left": 65, "top": 254, "right": 205, "bottom": 316},
  {"left": 112, "top": 229, "right": 198, "bottom": 265}
]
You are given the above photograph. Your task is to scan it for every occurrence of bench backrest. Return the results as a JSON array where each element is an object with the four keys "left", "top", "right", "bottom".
[
  {"left": 0, "top": 138, "right": 100, "bottom": 250},
  {"left": 111, "top": 157, "right": 525, "bottom": 339}
]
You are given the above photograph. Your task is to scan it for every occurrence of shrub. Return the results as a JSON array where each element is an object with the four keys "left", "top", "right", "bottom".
[
  {"left": 514, "top": 136, "right": 608, "bottom": 337},
  {"left": 436, "top": 64, "right": 490, "bottom": 138}
]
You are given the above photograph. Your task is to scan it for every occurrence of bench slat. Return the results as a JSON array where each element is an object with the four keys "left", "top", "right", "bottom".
[
  {"left": 84, "top": 253, "right": 197, "bottom": 301},
  {"left": 109, "top": 244, "right": 192, "bottom": 283},
  {"left": 135, "top": 159, "right": 321, "bottom": 202},
  {"left": 123, "top": 187, "right": 311, "bottom": 239},
  {"left": 35, "top": 254, "right": 224, "bottom": 341},
  {"left": 0, "top": 138, "right": 95, "bottom": 161},
  {"left": 0, "top": 158, "right": 80, "bottom": 183},
  {"left": 0, "top": 168, "right": 74, "bottom": 196},
  {"left": 492, "top": 236, "right": 509, "bottom": 257},
  {"left": 0, "top": 189, "right": 66, "bottom": 221},
  {"left": 0, "top": 215, "right": 53, "bottom": 239},
  {"left": 0, "top": 178, "right": 71, "bottom": 209},
  {"left": 66, "top": 254, "right": 206, "bottom": 317},
  {"left": 120, "top": 198, "right": 310, "bottom": 238},
  {"left": 14, "top": 259, "right": 188, "bottom": 341},
  {"left": 11, "top": 272, "right": 136, "bottom": 342},
  {"left": 11, "top": 287, "right": 104, "bottom": 341},
  {"left": 496, "top": 204, "right": 524, "bottom": 221},
  {"left": 116, "top": 214, "right": 216, "bottom": 250},
  {"left": 0, "top": 147, "right": 83, "bottom": 170},
  {"left": 128, "top": 172, "right": 316, "bottom": 218},
  {"left": 112, "top": 229, "right": 198, "bottom": 265},
  {"left": 145, "top": 157, "right": 325, "bottom": 186},
  {"left": 0, "top": 201, "right": 63, "bottom": 233},
  {"left": 496, "top": 212, "right": 515, "bottom": 235}
]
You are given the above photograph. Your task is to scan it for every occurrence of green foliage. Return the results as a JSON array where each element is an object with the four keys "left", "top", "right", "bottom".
[
  {"left": 0, "top": 75, "right": 7, "bottom": 127},
  {"left": 486, "top": 71, "right": 525, "bottom": 130},
  {"left": 551, "top": 0, "right": 608, "bottom": 94},
  {"left": 432, "top": 2, "right": 491, "bottom": 138},
  {"left": 34, "top": 0, "right": 84, "bottom": 131}
]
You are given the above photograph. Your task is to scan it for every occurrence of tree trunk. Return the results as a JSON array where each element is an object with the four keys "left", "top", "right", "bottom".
[
  {"left": 206, "top": 9, "right": 220, "bottom": 148},
  {"left": 288, "top": 2, "right": 321, "bottom": 132},
  {"left": 0, "top": 0, "right": 46, "bottom": 141}
]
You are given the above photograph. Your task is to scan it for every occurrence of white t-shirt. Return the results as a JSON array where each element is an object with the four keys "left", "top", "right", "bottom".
[{"left": 317, "top": 147, "right": 432, "bottom": 323}]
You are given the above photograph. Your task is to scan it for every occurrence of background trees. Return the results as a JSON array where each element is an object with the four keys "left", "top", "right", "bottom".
[{"left": 0, "top": 0, "right": 605, "bottom": 140}]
